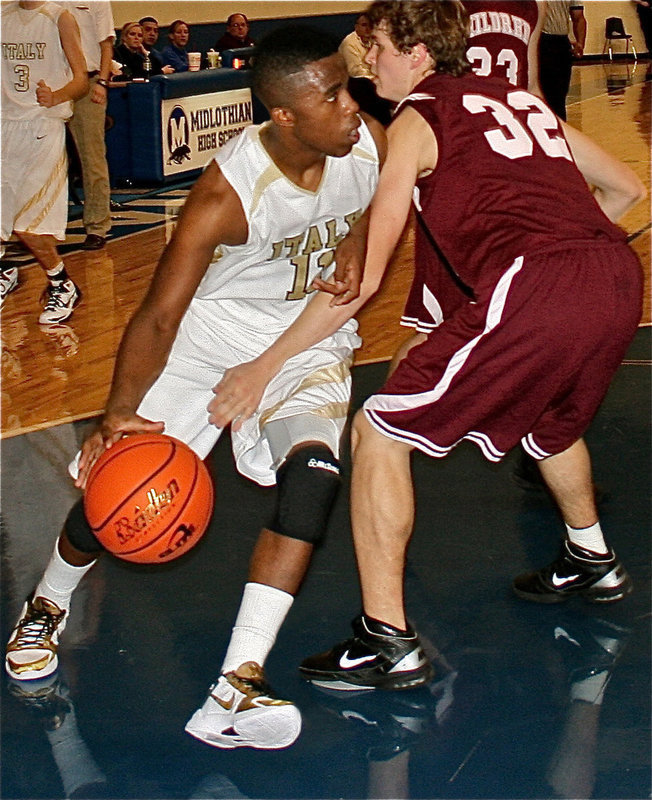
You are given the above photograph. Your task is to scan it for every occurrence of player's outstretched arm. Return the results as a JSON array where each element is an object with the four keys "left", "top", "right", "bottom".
[
  {"left": 562, "top": 121, "right": 646, "bottom": 222},
  {"left": 76, "top": 162, "right": 248, "bottom": 487},
  {"left": 209, "top": 109, "right": 430, "bottom": 432},
  {"left": 312, "top": 113, "right": 388, "bottom": 305},
  {"left": 312, "top": 207, "right": 369, "bottom": 304}
]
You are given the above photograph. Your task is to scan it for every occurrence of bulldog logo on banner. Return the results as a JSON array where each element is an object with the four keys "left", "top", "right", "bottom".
[{"left": 162, "top": 88, "right": 253, "bottom": 176}]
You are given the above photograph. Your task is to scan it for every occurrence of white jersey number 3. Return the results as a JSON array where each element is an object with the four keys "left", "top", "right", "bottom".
[
  {"left": 462, "top": 91, "right": 572, "bottom": 161},
  {"left": 467, "top": 46, "right": 519, "bottom": 86},
  {"left": 13, "top": 64, "right": 30, "bottom": 91}
]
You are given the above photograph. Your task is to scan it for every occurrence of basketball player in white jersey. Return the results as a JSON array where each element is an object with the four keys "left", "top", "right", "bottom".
[
  {"left": 1, "top": 1, "right": 87, "bottom": 322},
  {"left": 6, "top": 25, "right": 386, "bottom": 751}
]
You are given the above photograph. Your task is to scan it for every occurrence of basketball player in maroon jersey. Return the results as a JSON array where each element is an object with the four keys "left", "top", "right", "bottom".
[
  {"left": 411, "top": 2, "right": 549, "bottom": 485},
  {"left": 205, "top": 1, "right": 644, "bottom": 689},
  {"left": 400, "top": 1, "right": 546, "bottom": 370},
  {"left": 464, "top": 0, "right": 544, "bottom": 92}
]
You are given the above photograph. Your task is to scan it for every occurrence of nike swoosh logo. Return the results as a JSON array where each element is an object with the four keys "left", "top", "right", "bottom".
[
  {"left": 342, "top": 710, "right": 375, "bottom": 725},
  {"left": 339, "top": 651, "right": 377, "bottom": 669},
  {"left": 213, "top": 695, "right": 235, "bottom": 711},
  {"left": 211, "top": 691, "right": 236, "bottom": 711},
  {"left": 36, "top": 135, "right": 46, "bottom": 139},
  {"left": 551, "top": 573, "right": 581, "bottom": 587},
  {"left": 554, "top": 626, "right": 581, "bottom": 647}
]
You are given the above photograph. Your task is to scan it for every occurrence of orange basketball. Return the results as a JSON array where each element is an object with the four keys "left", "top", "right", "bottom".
[{"left": 83, "top": 434, "right": 213, "bottom": 563}]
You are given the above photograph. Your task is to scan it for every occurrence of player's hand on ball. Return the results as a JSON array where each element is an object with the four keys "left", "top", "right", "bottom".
[
  {"left": 76, "top": 411, "right": 165, "bottom": 489},
  {"left": 209, "top": 361, "right": 266, "bottom": 433}
]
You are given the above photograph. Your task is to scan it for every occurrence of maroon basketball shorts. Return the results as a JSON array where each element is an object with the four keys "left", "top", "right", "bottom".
[
  {"left": 401, "top": 230, "right": 469, "bottom": 332},
  {"left": 364, "top": 242, "right": 643, "bottom": 462}
]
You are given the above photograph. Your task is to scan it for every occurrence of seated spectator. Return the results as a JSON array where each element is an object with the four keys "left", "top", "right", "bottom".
[
  {"left": 161, "top": 19, "right": 190, "bottom": 72},
  {"left": 215, "top": 13, "right": 255, "bottom": 51},
  {"left": 339, "top": 12, "right": 373, "bottom": 79},
  {"left": 339, "top": 13, "right": 392, "bottom": 124},
  {"left": 139, "top": 16, "right": 175, "bottom": 74},
  {"left": 112, "top": 22, "right": 150, "bottom": 81}
]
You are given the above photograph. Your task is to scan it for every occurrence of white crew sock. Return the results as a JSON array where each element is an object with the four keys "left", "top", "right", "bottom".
[
  {"left": 221, "top": 582, "right": 294, "bottom": 674},
  {"left": 45, "top": 261, "right": 66, "bottom": 280},
  {"left": 33, "top": 541, "right": 96, "bottom": 612},
  {"left": 565, "top": 522, "right": 608, "bottom": 555},
  {"left": 47, "top": 702, "right": 107, "bottom": 797}
]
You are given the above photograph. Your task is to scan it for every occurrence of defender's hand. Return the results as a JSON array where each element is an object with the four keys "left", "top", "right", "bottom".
[{"left": 208, "top": 360, "right": 270, "bottom": 433}]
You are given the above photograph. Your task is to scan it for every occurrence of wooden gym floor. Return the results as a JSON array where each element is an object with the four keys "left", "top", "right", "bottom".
[{"left": 0, "top": 62, "right": 650, "bottom": 439}]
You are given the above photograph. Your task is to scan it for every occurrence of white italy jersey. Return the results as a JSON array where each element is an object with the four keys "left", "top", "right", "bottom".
[
  {"left": 1, "top": 1, "right": 73, "bottom": 121},
  {"left": 169, "top": 117, "right": 379, "bottom": 366},
  {"left": 138, "top": 118, "right": 379, "bottom": 484}
]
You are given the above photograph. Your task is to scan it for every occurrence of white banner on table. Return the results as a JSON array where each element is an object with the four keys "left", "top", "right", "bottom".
[{"left": 161, "top": 87, "right": 253, "bottom": 176}]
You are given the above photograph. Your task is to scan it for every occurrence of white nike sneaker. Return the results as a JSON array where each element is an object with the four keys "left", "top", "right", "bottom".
[
  {"left": 6, "top": 594, "right": 67, "bottom": 680},
  {"left": 185, "top": 661, "right": 302, "bottom": 750},
  {"left": 39, "top": 279, "right": 81, "bottom": 324},
  {"left": 0, "top": 267, "right": 18, "bottom": 306}
]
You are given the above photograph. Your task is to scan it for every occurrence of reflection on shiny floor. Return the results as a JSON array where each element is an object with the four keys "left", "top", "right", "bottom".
[
  {"left": 1, "top": 329, "right": 650, "bottom": 800},
  {"left": 1, "top": 61, "right": 651, "bottom": 799}
]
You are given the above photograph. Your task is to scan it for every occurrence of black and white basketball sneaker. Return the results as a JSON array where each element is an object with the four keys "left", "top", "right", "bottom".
[
  {"left": 551, "top": 614, "right": 631, "bottom": 685},
  {"left": 299, "top": 615, "right": 434, "bottom": 691},
  {"left": 512, "top": 540, "right": 632, "bottom": 603},
  {"left": 0, "top": 267, "right": 18, "bottom": 306},
  {"left": 316, "top": 686, "right": 438, "bottom": 759},
  {"left": 39, "top": 279, "right": 81, "bottom": 325}
]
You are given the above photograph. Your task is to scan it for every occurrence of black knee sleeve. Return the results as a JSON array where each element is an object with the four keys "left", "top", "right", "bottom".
[
  {"left": 269, "top": 445, "right": 341, "bottom": 545},
  {"left": 65, "top": 498, "right": 105, "bottom": 554}
]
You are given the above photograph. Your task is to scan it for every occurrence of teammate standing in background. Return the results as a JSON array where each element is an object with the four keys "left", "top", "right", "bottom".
[
  {"left": 398, "top": 0, "right": 546, "bottom": 358},
  {"left": 64, "top": 0, "right": 114, "bottom": 251},
  {"left": 1, "top": 1, "right": 88, "bottom": 321},
  {"left": 464, "top": 0, "right": 545, "bottom": 92},
  {"left": 5, "top": 25, "right": 385, "bottom": 752}
]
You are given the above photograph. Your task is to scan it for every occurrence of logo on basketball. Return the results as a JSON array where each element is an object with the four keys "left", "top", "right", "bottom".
[
  {"left": 84, "top": 434, "right": 213, "bottom": 563},
  {"left": 158, "top": 523, "right": 197, "bottom": 560},
  {"left": 113, "top": 481, "right": 180, "bottom": 545}
]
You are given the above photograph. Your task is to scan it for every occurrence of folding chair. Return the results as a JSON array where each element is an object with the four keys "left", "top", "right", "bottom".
[{"left": 603, "top": 17, "right": 637, "bottom": 61}]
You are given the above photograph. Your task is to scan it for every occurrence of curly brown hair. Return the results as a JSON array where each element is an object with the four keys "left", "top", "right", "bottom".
[{"left": 366, "top": 1, "right": 470, "bottom": 76}]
